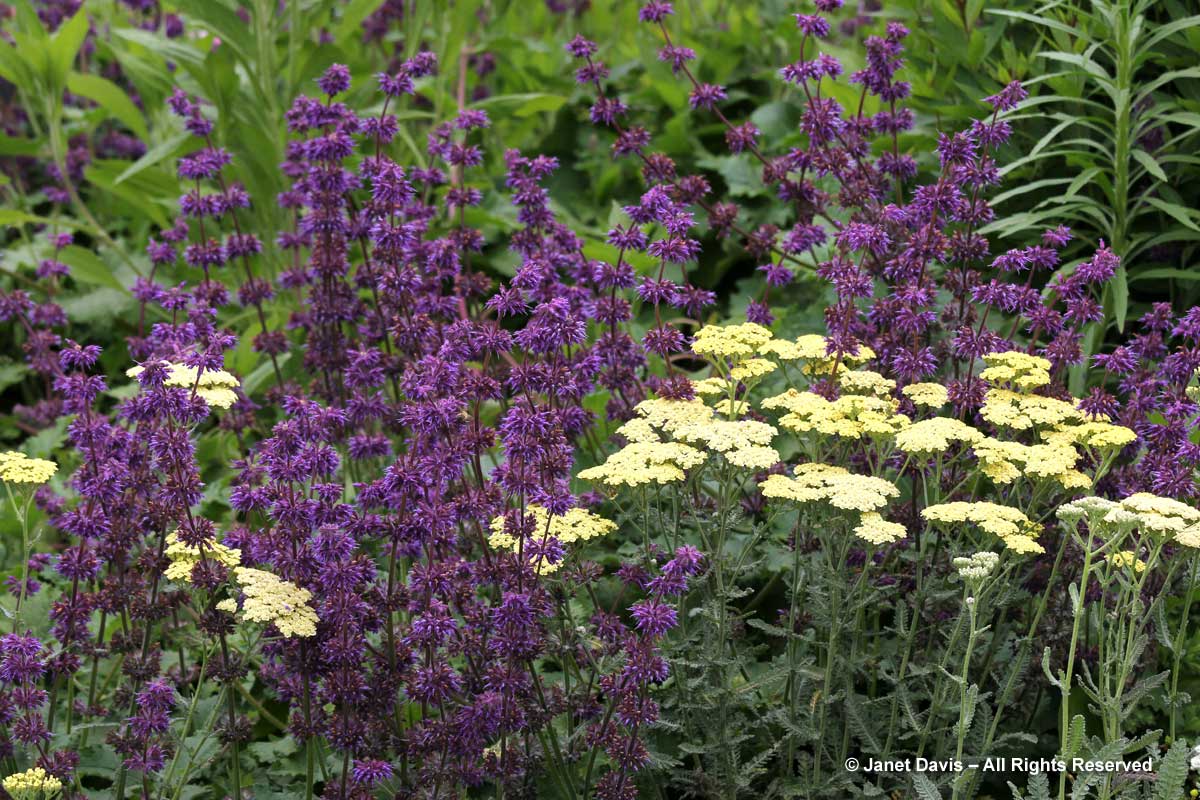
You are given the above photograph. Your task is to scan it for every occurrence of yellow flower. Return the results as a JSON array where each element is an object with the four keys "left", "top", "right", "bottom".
[
  {"left": 854, "top": 513, "right": 907, "bottom": 545},
  {"left": 758, "top": 334, "right": 874, "bottom": 375},
  {"left": 577, "top": 441, "right": 706, "bottom": 487},
  {"left": 1041, "top": 421, "right": 1136, "bottom": 450},
  {"left": 692, "top": 377, "right": 733, "bottom": 396},
  {"left": 0, "top": 452, "right": 57, "bottom": 485},
  {"left": 163, "top": 532, "right": 242, "bottom": 584},
  {"left": 724, "top": 444, "right": 780, "bottom": 470},
  {"left": 1106, "top": 551, "right": 1146, "bottom": 573},
  {"left": 216, "top": 599, "right": 239, "bottom": 614},
  {"left": 712, "top": 399, "right": 750, "bottom": 418},
  {"left": 1117, "top": 492, "right": 1200, "bottom": 536},
  {"left": 691, "top": 322, "right": 774, "bottom": 360},
  {"left": 922, "top": 501, "right": 1044, "bottom": 553},
  {"left": 487, "top": 505, "right": 617, "bottom": 575},
  {"left": 673, "top": 419, "right": 776, "bottom": 454},
  {"left": 761, "top": 464, "right": 899, "bottom": 513},
  {"left": 2, "top": 767, "right": 62, "bottom": 799},
  {"left": 901, "top": 382, "right": 949, "bottom": 408},
  {"left": 894, "top": 418, "right": 983, "bottom": 456},
  {"left": 980, "top": 350, "right": 1052, "bottom": 390},
  {"left": 127, "top": 362, "right": 241, "bottom": 409},
  {"left": 232, "top": 567, "right": 319, "bottom": 638},
  {"left": 615, "top": 418, "right": 661, "bottom": 444},
  {"left": 729, "top": 358, "right": 777, "bottom": 382},
  {"left": 766, "top": 391, "right": 909, "bottom": 440},
  {"left": 980, "top": 389, "right": 1083, "bottom": 431},
  {"left": 839, "top": 370, "right": 896, "bottom": 397},
  {"left": 634, "top": 398, "right": 713, "bottom": 435},
  {"left": 972, "top": 438, "right": 1082, "bottom": 487}
]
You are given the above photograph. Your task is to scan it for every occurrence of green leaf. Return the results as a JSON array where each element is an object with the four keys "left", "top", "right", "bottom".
[
  {"left": 58, "top": 245, "right": 125, "bottom": 291},
  {"left": 47, "top": 9, "right": 88, "bottom": 89},
  {"left": 1131, "top": 267, "right": 1200, "bottom": 282},
  {"left": 1146, "top": 197, "right": 1200, "bottom": 232},
  {"left": 1155, "top": 737, "right": 1191, "bottom": 800},
  {"left": 115, "top": 130, "right": 191, "bottom": 185},
  {"left": 1111, "top": 264, "right": 1128, "bottom": 332},
  {"left": 67, "top": 73, "right": 149, "bottom": 140},
  {"left": 472, "top": 92, "right": 566, "bottom": 118},
  {"left": 912, "top": 773, "right": 943, "bottom": 800}
]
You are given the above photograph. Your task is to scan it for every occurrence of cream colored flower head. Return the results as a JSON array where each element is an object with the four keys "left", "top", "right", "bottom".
[
  {"left": 127, "top": 361, "right": 240, "bottom": 409},
  {"left": 488, "top": 504, "right": 617, "bottom": 575},
  {"left": 901, "top": 382, "right": 949, "bottom": 408},
  {"left": 0, "top": 452, "right": 57, "bottom": 485},
  {"left": 691, "top": 322, "right": 773, "bottom": 361},
  {"left": 980, "top": 350, "right": 1052, "bottom": 391},
  {"left": 3, "top": 767, "right": 62, "bottom": 799},
  {"left": 232, "top": 567, "right": 319, "bottom": 638},
  {"left": 854, "top": 513, "right": 906, "bottom": 545},
  {"left": 895, "top": 418, "right": 982, "bottom": 456},
  {"left": 761, "top": 464, "right": 899, "bottom": 513},
  {"left": 923, "top": 501, "right": 1044, "bottom": 554},
  {"left": 577, "top": 441, "right": 706, "bottom": 487},
  {"left": 163, "top": 532, "right": 242, "bottom": 584}
]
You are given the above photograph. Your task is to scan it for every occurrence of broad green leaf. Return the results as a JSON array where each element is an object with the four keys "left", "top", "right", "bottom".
[
  {"left": 47, "top": 9, "right": 88, "bottom": 89},
  {"left": 67, "top": 73, "right": 149, "bottom": 139},
  {"left": 58, "top": 245, "right": 126, "bottom": 291}
]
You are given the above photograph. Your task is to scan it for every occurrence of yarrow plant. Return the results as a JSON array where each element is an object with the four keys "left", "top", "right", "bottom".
[{"left": 0, "top": 1, "right": 1198, "bottom": 799}]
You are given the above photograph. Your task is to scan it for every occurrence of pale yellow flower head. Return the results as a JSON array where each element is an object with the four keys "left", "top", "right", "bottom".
[
  {"left": 127, "top": 362, "right": 240, "bottom": 409},
  {"left": 922, "top": 501, "right": 1044, "bottom": 554},
  {"left": 2, "top": 767, "right": 62, "bottom": 799},
  {"left": 729, "top": 358, "right": 777, "bottom": 382},
  {"left": 895, "top": 418, "right": 983, "bottom": 456},
  {"left": 901, "top": 382, "right": 949, "bottom": 408},
  {"left": 0, "top": 452, "right": 57, "bottom": 485},
  {"left": 488, "top": 504, "right": 617, "bottom": 575},
  {"left": 761, "top": 463, "right": 899, "bottom": 513},
  {"left": 578, "top": 441, "right": 706, "bottom": 487},
  {"left": 839, "top": 370, "right": 895, "bottom": 398},
  {"left": 854, "top": 513, "right": 907, "bottom": 545},
  {"left": 981, "top": 389, "right": 1084, "bottom": 431},
  {"left": 954, "top": 551, "right": 999, "bottom": 581},
  {"left": 691, "top": 322, "right": 774, "bottom": 361},
  {"left": 1041, "top": 421, "right": 1136, "bottom": 450},
  {"left": 163, "top": 532, "right": 242, "bottom": 584},
  {"left": 232, "top": 567, "right": 319, "bottom": 638},
  {"left": 980, "top": 350, "right": 1052, "bottom": 391}
]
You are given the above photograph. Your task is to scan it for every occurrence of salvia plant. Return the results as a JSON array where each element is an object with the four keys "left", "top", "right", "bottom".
[{"left": 0, "top": 1, "right": 1198, "bottom": 799}]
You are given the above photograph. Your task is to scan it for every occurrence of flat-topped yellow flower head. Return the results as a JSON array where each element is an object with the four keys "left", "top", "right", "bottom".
[
  {"left": 232, "top": 567, "right": 319, "bottom": 638},
  {"left": 163, "top": 532, "right": 242, "bottom": 584},
  {"left": 578, "top": 441, "right": 706, "bottom": 488},
  {"left": 923, "top": 501, "right": 1044, "bottom": 554},
  {"left": 901, "top": 382, "right": 949, "bottom": 408},
  {"left": 895, "top": 418, "right": 983, "bottom": 456},
  {"left": 127, "top": 362, "right": 240, "bottom": 409},
  {"left": 0, "top": 452, "right": 57, "bottom": 485},
  {"left": 761, "top": 463, "right": 899, "bottom": 513},
  {"left": 3, "top": 767, "right": 62, "bottom": 799},
  {"left": 691, "top": 322, "right": 773, "bottom": 361},
  {"left": 980, "top": 350, "right": 1052, "bottom": 391},
  {"left": 488, "top": 504, "right": 617, "bottom": 574}
]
